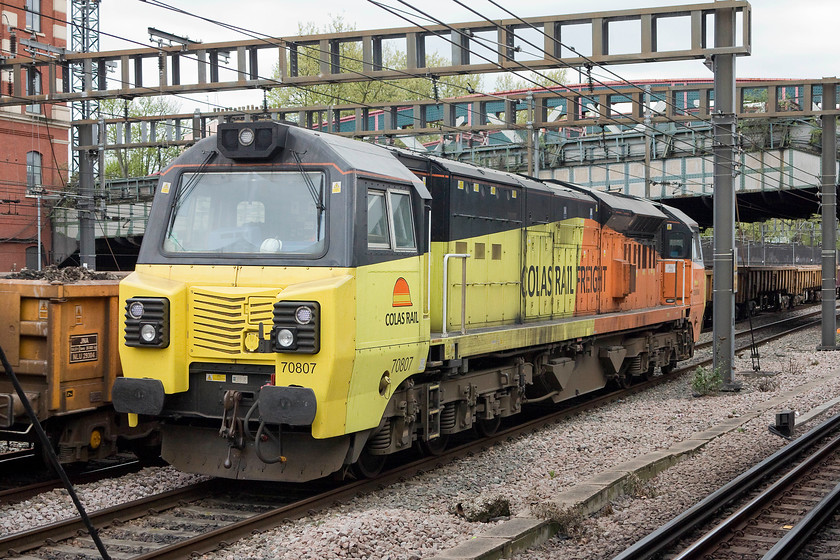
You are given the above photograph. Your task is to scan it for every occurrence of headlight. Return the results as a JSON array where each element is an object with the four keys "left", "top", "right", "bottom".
[
  {"left": 124, "top": 297, "right": 169, "bottom": 348},
  {"left": 273, "top": 301, "right": 319, "bottom": 354},
  {"left": 276, "top": 328, "right": 295, "bottom": 348},
  {"left": 294, "top": 306, "right": 312, "bottom": 325},
  {"left": 128, "top": 301, "right": 144, "bottom": 319},
  {"left": 140, "top": 324, "right": 157, "bottom": 343}
]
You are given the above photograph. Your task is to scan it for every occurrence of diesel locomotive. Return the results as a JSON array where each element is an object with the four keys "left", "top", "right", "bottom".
[{"left": 112, "top": 119, "right": 705, "bottom": 482}]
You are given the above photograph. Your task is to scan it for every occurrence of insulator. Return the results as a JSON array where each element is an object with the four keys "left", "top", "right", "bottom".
[{"left": 9, "top": 31, "right": 16, "bottom": 55}]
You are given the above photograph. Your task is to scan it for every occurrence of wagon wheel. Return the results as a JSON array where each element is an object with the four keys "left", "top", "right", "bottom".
[
  {"left": 638, "top": 363, "right": 655, "bottom": 381},
  {"left": 417, "top": 434, "right": 450, "bottom": 456},
  {"left": 474, "top": 416, "right": 501, "bottom": 437},
  {"left": 352, "top": 447, "right": 387, "bottom": 479},
  {"left": 35, "top": 427, "right": 61, "bottom": 468},
  {"left": 661, "top": 354, "right": 678, "bottom": 375},
  {"left": 611, "top": 362, "right": 632, "bottom": 389}
]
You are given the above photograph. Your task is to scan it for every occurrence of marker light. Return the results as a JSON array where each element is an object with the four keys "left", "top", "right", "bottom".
[
  {"left": 128, "top": 301, "right": 144, "bottom": 319},
  {"left": 276, "top": 328, "right": 295, "bottom": 348},
  {"left": 140, "top": 324, "right": 157, "bottom": 343},
  {"left": 294, "top": 306, "right": 312, "bottom": 325},
  {"left": 238, "top": 127, "right": 255, "bottom": 146}
]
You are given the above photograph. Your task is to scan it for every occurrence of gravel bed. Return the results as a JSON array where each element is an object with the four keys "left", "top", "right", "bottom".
[
  {"left": 0, "top": 440, "right": 30, "bottom": 454},
  {"left": 1, "top": 324, "right": 838, "bottom": 560},
  {"left": 0, "top": 468, "right": 206, "bottom": 535}
]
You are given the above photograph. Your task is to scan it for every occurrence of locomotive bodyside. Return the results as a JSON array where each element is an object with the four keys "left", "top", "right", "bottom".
[{"left": 113, "top": 120, "right": 704, "bottom": 482}]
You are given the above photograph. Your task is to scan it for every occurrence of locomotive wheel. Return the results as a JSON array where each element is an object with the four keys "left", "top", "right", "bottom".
[
  {"left": 661, "top": 357, "right": 678, "bottom": 375},
  {"left": 615, "top": 372, "right": 632, "bottom": 389},
  {"left": 417, "top": 434, "right": 449, "bottom": 456},
  {"left": 352, "top": 448, "right": 387, "bottom": 479},
  {"left": 474, "top": 416, "right": 501, "bottom": 437},
  {"left": 611, "top": 362, "right": 632, "bottom": 389}
]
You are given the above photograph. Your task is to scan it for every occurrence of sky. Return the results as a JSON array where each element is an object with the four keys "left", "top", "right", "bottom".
[{"left": 97, "top": 0, "right": 840, "bottom": 112}]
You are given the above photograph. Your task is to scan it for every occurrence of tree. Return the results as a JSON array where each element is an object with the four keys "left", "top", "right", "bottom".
[
  {"left": 100, "top": 96, "right": 182, "bottom": 179},
  {"left": 495, "top": 69, "right": 568, "bottom": 93},
  {"left": 268, "top": 16, "right": 483, "bottom": 109}
]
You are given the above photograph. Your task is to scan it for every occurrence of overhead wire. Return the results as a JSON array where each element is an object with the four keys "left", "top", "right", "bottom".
[
  {"left": 135, "top": 0, "right": 536, "bottom": 138},
  {"left": 3, "top": 3, "right": 825, "bottom": 240},
  {"left": 475, "top": 0, "right": 824, "bottom": 185},
  {"left": 369, "top": 0, "right": 822, "bottom": 204},
  {"left": 368, "top": 0, "right": 731, "bottom": 192},
  {"left": 138, "top": 0, "right": 817, "bottom": 209},
  {"left": 382, "top": 0, "right": 823, "bottom": 208}
]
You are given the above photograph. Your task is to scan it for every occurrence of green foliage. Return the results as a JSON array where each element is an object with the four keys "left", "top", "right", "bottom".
[
  {"left": 101, "top": 97, "right": 182, "bottom": 179},
  {"left": 494, "top": 69, "right": 567, "bottom": 92},
  {"left": 269, "top": 16, "right": 482, "bottom": 109},
  {"left": 691, "top": 365, "right": 722, "bottom": 396}
]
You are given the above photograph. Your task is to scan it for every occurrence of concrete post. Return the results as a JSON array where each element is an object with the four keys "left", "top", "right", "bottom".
[
  {"left": 819, "top": 80, "right": 837, "bottom": 350},
  {"left": 712, "top": 5, "right": 739, "bottom": 390},
  {"left": 79, "top": 123, "right": 96, "bottom": 270}
]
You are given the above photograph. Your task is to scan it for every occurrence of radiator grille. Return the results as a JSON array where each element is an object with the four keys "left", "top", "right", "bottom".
[
  {"left": 192, "top": 291, "right": 247, "bottom": 354},
  {"left": 189, "top": 288, "right": 278, "bottom": 357}
]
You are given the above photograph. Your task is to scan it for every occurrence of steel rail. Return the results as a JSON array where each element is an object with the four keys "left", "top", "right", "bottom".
[
  {"left": 0, "top": 459, "right": 146, "bottom": 505},
  {"left": 0, "top": 481, "right": 217, "bottom": 555},
  {"left": 611, "top": 411, "right": 840, "bottom": 560},
  {"left": 694, "top": 309, "right": 823, "bottom": 352},
  {"left": 672, "top": 434, "right": 840, "bottom": 559},
  {"left": 763, "top": 480, "right": 840, "bottom": 560},
  {"left": 2, "top": 311, "right": 826, "bottom": 559}
]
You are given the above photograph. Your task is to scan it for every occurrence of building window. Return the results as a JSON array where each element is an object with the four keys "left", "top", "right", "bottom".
[
  {"left": 26, "top": 67, "right": 41, "bottom": 114},
  {"left": 26, "top": 151, "right": 42, "bottom": 188},
  {"left": 25, "top": 0, "right": 41, "bottom": 33}
]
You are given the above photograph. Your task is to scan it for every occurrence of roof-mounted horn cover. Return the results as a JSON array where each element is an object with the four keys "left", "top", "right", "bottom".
[{"left": 217, "top": 121, "right": 288, "bottom": 160}]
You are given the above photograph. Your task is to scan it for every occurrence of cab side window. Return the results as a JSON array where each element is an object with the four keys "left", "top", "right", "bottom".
[
  {"left": 367, "top": 191, "right": 390, "bottom": 248},
  {"left": 367, "top": 188, "right": 416, "bottom": 251},
  {"left": 667, "top": 233, "right": 686, "bottom": 258},
  {"left": 390, "top": 191, "right": 416, "bottom": 250}
]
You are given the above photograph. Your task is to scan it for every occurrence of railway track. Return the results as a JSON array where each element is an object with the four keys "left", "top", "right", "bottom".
[
  {"left": 694, "top": 306, "right": 831, "bottom": 353},
  {"left": 612, "top": 411, "right": 840, "bottom": 560},
  {"left": 0, "top": 310, "right": 829, "bottom": 560},
  {"left": 0, "top": 457, "right": 148, "bottom": 505}
]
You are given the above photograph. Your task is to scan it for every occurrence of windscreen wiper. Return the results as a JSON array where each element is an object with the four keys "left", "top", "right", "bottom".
[
  {"left": 291, "top": 150, "right": 325, "bottom": 240},
  {"left": 166, "top": 149, "right": 218, "bottom": 233}
]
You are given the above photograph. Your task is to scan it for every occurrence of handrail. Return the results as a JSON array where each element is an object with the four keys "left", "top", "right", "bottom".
[
  {"left": 426, "top": 207, "right": 432, "bottom": 315},
  {"left": 442, "top": 253, "right": 470, "bottom": 337}
]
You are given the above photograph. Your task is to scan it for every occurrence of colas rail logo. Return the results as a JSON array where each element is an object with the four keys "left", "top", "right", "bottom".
[{"left": 385, "top": 277, "right": 419, "bottom": 326}]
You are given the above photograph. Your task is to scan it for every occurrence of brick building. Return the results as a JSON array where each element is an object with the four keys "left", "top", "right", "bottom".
[{"left": 0, "top": 0, "right": 70, "bottom": 272}]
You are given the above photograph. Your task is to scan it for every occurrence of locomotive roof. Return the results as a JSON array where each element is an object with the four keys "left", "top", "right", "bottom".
[
  {"left": 655, "top": 202, "right": 700, "bottom": 229},
  {"left": 416, "top": 152, "right": 593, "bottom": 203},
  {"left": 303, "top": 128, "right": 431, "bottom": 199}
]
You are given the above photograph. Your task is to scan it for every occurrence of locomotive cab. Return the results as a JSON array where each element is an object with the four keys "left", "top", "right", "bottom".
[{"left": 114, "top": 120, "right": 433, "bottom": 481}]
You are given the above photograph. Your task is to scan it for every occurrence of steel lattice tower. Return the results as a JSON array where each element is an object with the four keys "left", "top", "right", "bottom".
[{"left": 70, "top": 0, "right": 99, "bottom": 177}]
